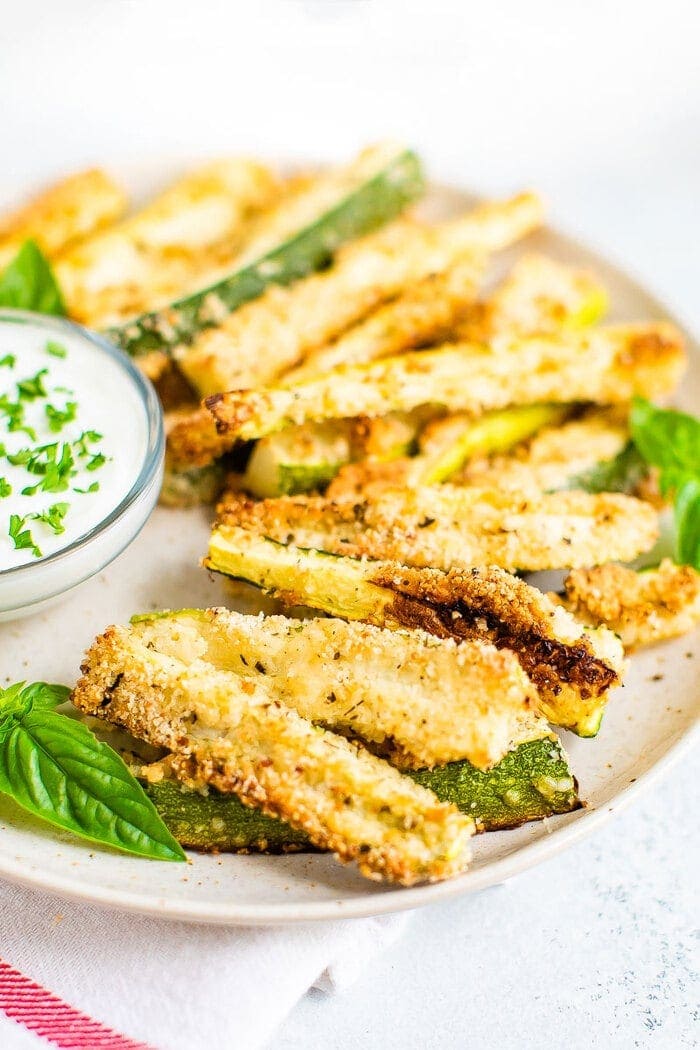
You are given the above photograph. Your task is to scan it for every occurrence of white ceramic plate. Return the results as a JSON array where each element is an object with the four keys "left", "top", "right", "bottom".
[{"left": 0, "top": 164, "right": 697, "bottom": 925}]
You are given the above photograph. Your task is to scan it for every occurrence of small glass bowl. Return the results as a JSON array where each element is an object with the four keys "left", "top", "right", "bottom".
[{"left": 0, "top": 310, "right": 164, "bottom": 621}]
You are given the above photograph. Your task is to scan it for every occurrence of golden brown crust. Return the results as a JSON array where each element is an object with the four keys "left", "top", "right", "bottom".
[
  {"left": 453, "top": 407, "right": 630, "bottom": 492},
  {"left": 179, "top": 192, "right": 541, "bottom": 397},
  {"left": 56, "top": 159, "right": 283, "bottom": 326},
  {"left": 205, "top": 323, "right": 685, "bottom": 445},
  {"left": 561, "top": 560, "right": 700, "bottom": 650},
  {"left": 217, "top": 485, "right": 659, "bottom": 572},
  {"left": 372, "top": 563, "right": 622, "bottom": 704},
  {"left": 0, "top": 168, "right": 127, "bottom": 270},
  {"left": 458, "top": 253, "right": 606, "bottom": 341},
  {"left": 285, "top": 255, "right": 486, "bottom": 381},
  {"left": 167, "top": 407, "right": 232, "bottom": 470},
  {"left": 73, "top": 622, "right": 474, "bottom": 885}
]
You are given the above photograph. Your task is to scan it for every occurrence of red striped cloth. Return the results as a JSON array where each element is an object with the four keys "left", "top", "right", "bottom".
[{"left": 0, "top": 960, "right": 154, "bottom": 1050}]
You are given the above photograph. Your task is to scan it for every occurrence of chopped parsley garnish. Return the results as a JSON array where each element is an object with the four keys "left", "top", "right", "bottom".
[
  {"left": 1, "top": 343, "right": 110, "bottom": 564},
  {"left": 74, "top": 430, "right": 103, "bottom": 457},
  {"left": 0, "top": 396, "right": 36, "bottom": 441},
  {"left": 16, "top": 442, "right": 76, "bottom": 495},
  {"left": 45, "top": 400, "right": 78, "bottom": 433},
  {"left": 86, "top": 452, "right": 107, "bottom": 472},
  {"left": 16, "top": 368, "right": 49, "bottom": 401},
  {"left": 45, "top": 341, "right": 67, "bottom": 359},
  {"left": 30, "top": 502, "right": 69, "bottom": 535},
  {"left": 8, "top": 514, "right": 41, "bottom": 558}
]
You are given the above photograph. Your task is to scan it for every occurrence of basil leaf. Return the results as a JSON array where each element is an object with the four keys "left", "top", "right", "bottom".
[
  {"left": 0, "top": 693, "right": 185, "bottom": 861},
  {"left": 565, "top": 441, "right": 649, "bottom": 495},
  {"left": 0, "top": 240, "right": 66, "bottom": 316},
  {"left": 630, "top": 398, "right": 700, "bottom": 495},
  {"left": 13, "top": 682, "right": 71, "bottom": 710},
  {"left": 675, "top": 478, "right": 700, "bottom": 569},
  {"left": 630, "top": 397, "right": 700, "bottom": 570}
]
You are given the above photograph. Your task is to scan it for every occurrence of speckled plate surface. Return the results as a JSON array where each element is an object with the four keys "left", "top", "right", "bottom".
[{"left": 0, "top": 164, "right": 697, "bottom": 924}]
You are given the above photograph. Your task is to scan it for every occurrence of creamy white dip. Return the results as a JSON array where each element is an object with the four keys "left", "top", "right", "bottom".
[{"left": 0, "top": 321, "right": 147, "bottom": 569}]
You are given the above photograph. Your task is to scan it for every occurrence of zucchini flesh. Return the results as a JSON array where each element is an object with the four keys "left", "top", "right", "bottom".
[
  {"left": 242, "top": 412, "right": 421, "bottom": 498},
  {"left": 141, "top": 737, "right": 580, "bottom": 852},
  {"left": 418, "top": 403, "right": 573, "bottom": 484},
  {"left": 107, "top": 146, "right": 424, "bottom": 358},
  {"left": 243, "top": 422, "right": 353, "bottom": 498},
  {"left": 206, "top": 525, "right": 624, "bottom": 736}
]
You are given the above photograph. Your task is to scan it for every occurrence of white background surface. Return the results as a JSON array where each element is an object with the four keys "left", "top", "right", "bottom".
[{"left": 3, "top": 1, "right": 698, "bottom": 1047}]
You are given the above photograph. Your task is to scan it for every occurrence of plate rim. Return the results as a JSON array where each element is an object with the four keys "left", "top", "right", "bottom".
[{"left": 0, "top": 165, "right": 697, "bottom": 924}]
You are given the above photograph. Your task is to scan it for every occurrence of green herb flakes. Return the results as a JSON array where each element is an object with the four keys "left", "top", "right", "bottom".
[
  {"left": 45, "top": 341, "right": 67, "bottom": 359},
  {"left": 8, "top": 514, "right": 41, "bottom": 558},
  {"left": 45, "top": 400, "right": 78, "bottom": 433}
]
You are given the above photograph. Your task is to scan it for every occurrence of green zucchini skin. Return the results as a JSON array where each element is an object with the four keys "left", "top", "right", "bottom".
[
  {"left": 411, "top": 737, "right": 581, "bottom": 831},
  {"left": 141, "top": 738, "right": 581, "bottom": 853},
  {"left": 107, "top": 150, "right": 424, "bottom": 359}
]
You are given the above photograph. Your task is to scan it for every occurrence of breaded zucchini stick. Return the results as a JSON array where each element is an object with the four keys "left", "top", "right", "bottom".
[
  {"left": 73, "top": 624, "right": 474, "bottom": 884},
  {"left": 140, "top": 733, "right": 581, "bottom": 850},
  {"left": 284, "top": 256, "right": 486, "bottom": 381},
  {"left": 56, "top": 159, "right": 283, "bottom": 326},
  {"left": 453, "top": 407, "right": 632, "bottom": 492},
  {"left": 205, "top": 525, "right": 624, "bottom": 735},
  {"left": 326, "top": 403, "right": 575, "bottom": 496},
  {"left": 217, "top": 485, "right": 659, "bottom": 572},
  {"left": 128, "top": 608, "right": 544, "bottom": 770},
  {"left": 0, "top": 169, "right": 126, "bottom": 270},
  {"left": 205, "top": 323, "right": 684, "bottom": 444},
  {"left": 177, "top": 193, "right": 542, "bottom": 396},
  {"left": 458, "top": 253, "right": 608, "bottom": 341},
  {"left": 559, "top": 560, "right": 700, "bottom": 650}
]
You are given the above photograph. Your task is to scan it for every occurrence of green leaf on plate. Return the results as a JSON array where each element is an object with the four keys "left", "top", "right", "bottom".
[
  {"left": 565, "top": 441, "right": 649, "bottom": 495},
  {"left": 630, "top": 397, "right": 700, "bottom": 570},
  {"left": 674, "top": 477, "right": 700, "bottom": 569},
  {"left": 0, "top": 682, "right": 186, "bottom": 861},
  {"left": 0, "top": 240, "right": 66, "bottom": 316}
]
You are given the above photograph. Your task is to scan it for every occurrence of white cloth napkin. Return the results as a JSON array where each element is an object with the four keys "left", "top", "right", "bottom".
[{"left": 0, "top": 880, "right": 406, "bottom": 1050}]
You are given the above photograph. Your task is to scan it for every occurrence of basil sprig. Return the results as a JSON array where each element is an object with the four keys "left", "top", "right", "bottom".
[
  {"left": 0, "top": 240, "right": 66, "bottom": 316},
  {"left": 0, "top": 682, "right": 185, "bottom": 861},
  {"left": 630, "top": 397, "right": 700, "bottom": 570}
]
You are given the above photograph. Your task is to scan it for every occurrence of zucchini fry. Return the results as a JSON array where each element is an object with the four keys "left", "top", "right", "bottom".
[
  {"left": 128, "top": 608, "right": 544, "bottom": 770},
  {"left": 560, "top": 560, "right": 700, "bottom": 650},
  {"left": 325, "top": 399, "right": 571, "bottom": 498},
  {"left": 0, "top": 169, "right": 126, "bottom": 270},
  {"left": 284, "top": 255, "right": 486, "bottom": 382},
  {"left": 458, "top": 253, "right": 608, "bottom": 341},
  {"left": 73, "top": 624, "right": 474, "bottom": 885},
  {"left": 216, "top": 485, "right": 659, "bottom": 572},
  {"left": 241, "top": 412, "right": 420, "bottom": 498},
  {"left": 140, "top": 734, "right": 581, "bottom": 851},
  {"left": 57, "top": 159, "right": 283, "bottom": 327},
  {"left": 205, "top": 323, "right": 685, "bottom": 443},
  {"left": 178, "top": 191, "right": 540, "bottom": 398},
  {"left": 109, "top": 144, "right": 425, "bottom": 360},
  {"left": 206, "top": 525, "right": 624, "bottom": 735},
  {"left": 453, "top": 406, "right": 632, "bottom": 492}
]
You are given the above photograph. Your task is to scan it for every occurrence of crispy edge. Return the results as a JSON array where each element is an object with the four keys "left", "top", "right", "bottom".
[
  {"left": 0, "top": 168, "right": 127, "bottom": 269},
  {"left": 216, "top": 486, "right": 660, "bottom": 572},
  {"left": 72, "top": 625, "right": 474, "bottom": 885},
  {"left": 561, "top": 560, "right": 700, "bottom": 650}
]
